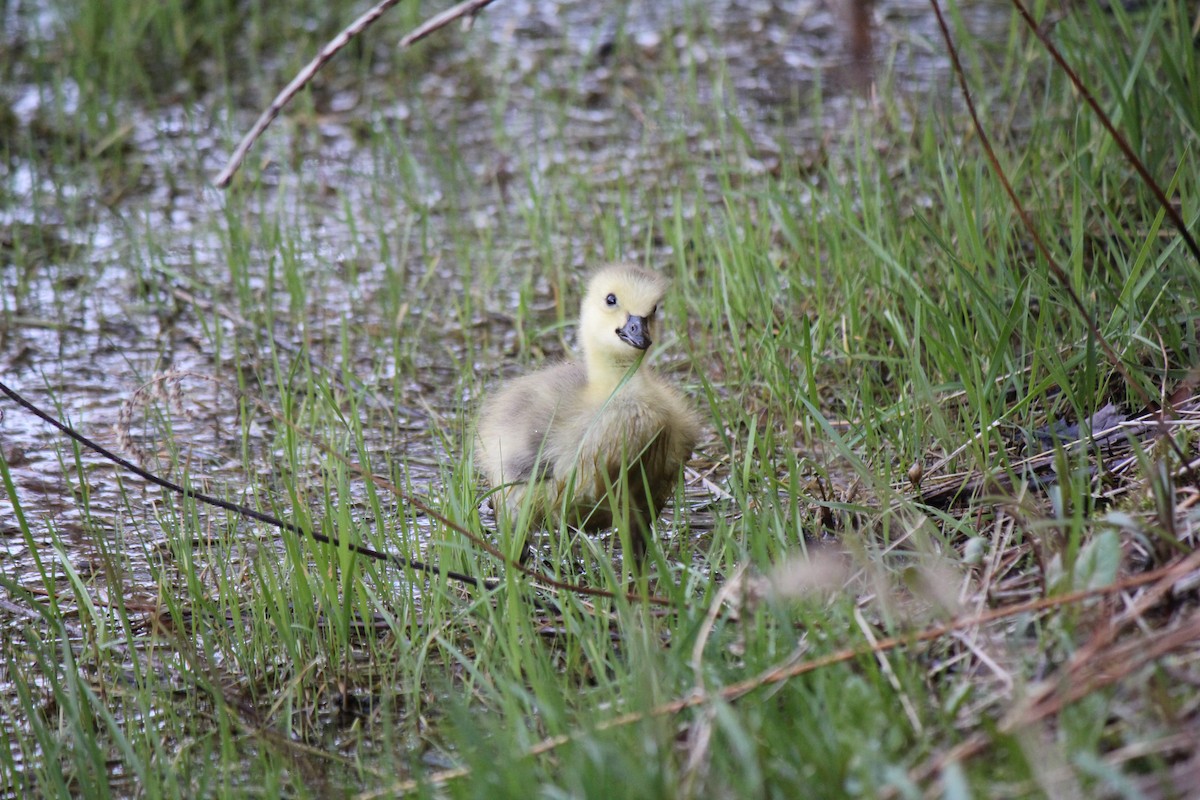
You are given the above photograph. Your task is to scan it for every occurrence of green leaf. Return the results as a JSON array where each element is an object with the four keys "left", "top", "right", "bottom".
[{"left": 1073, "top": 530, "right": 1122, "bottom": 591}]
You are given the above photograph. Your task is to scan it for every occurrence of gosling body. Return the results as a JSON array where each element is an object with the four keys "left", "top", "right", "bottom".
[{"left": 476, "top": 264, "right": 700, "bottom": 555}]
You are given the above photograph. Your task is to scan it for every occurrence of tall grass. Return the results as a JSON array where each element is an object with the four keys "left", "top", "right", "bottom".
[{"left": 1, "top": 0, "right": 1198, "bottom": 797}]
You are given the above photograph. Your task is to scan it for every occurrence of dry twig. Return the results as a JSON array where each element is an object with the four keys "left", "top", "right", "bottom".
[
  {"left": 361, "top": 547, "right": 1200, "bottom": 798},
  {"left": 927, "top": 0, "right": 1197, "bottom": 489},
  {"left": 214, "top": 0, "right": 500, "bottom": 188}
]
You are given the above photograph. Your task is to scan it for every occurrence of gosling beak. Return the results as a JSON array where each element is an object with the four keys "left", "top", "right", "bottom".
[{"left": 616, "top": 315, "right": 652, "bottom": 350}]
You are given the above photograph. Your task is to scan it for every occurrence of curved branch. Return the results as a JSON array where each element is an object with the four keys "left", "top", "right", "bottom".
[
  {"left": 1010, "top": 0, "right": 1200, "bottom": 267},
  {"left": 213, "top": 0, "right": 500, "bottom": 188}
]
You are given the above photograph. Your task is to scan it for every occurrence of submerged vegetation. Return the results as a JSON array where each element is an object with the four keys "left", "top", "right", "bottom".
[{"left": 1, "top": 0, "right": 1199, "bottom": 796}]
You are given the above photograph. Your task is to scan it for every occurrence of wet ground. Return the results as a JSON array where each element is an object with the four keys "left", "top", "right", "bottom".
[{"left": 0, "top": 0, "right": 1015, "bottom": 786}]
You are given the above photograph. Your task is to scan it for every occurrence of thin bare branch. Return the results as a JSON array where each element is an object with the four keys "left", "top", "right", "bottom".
[
  {"left": 0, "top": 377, "right": 484, "bottom": 589},
  {"left": 399, "top": 0, "right": 496, "bottom": 46},
  {"left": 927, "top": 0, "right": 1196, "bottom": 481},
  {"left": 1010, "top": 0, "right": 1200, "bottom": 267},
  {"left": 214, "top": 0, "right": 499, "bottom": 188},
  {"left": 0, "top": 375, "right": 679, "bottom": 609},
  {"left": 362, "top": 547, "right": 1200, "bottom": 798}
]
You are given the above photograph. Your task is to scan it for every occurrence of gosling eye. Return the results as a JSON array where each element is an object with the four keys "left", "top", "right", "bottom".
[
  {"left": 651, "top": 304, "right": 658, "bottom": 316},
  {"left": 605, "top": 293, "right": 617, "bottom": 307}
]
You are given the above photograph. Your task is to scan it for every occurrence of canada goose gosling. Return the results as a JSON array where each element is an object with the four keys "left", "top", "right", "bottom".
[{"left": 476, "top": 264, "right": 700, "bottom": 558}]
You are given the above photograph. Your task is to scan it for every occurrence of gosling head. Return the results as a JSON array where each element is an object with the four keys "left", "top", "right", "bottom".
[{"left": 578, "top": 264, "right": 670, "bottom": 371}]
